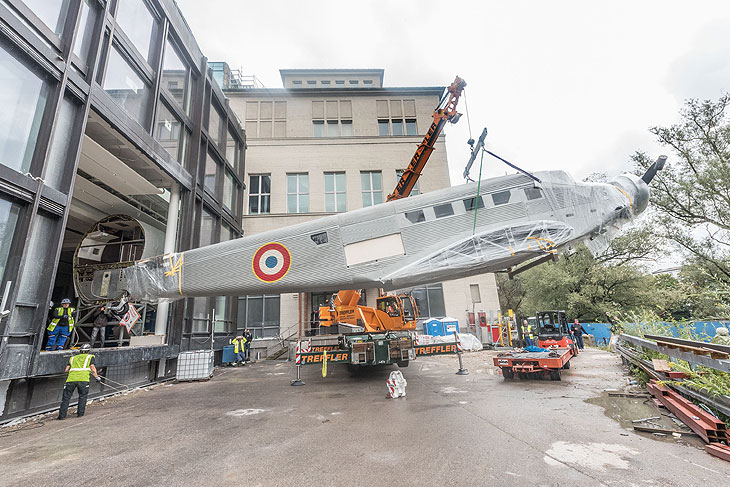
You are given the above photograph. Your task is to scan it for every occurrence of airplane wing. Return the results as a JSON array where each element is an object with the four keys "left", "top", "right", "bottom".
[{"left": 383, "top": 220, "right": 575, "bottom": 289}]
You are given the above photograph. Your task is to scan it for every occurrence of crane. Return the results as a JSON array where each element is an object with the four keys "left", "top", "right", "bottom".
[{"left": 319, "top": 76, "right": 467, "bottom": 339}]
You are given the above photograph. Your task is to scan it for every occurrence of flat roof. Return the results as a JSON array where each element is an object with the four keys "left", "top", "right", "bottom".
[
  {"left": 279, "top": 68, "right": 385, "bottom": 86},
  {"left": 224, "top": 86, "right": 446, "bottom": 96}
]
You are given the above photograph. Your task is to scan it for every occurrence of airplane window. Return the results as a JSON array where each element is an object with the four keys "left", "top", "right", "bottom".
[
  {"left": 434, "top": 203, "right": 454, "bottom": 218},
  {"left": 463, "top": 197, "right": 485, "bottom": 211},
  {"left": 404, "top": 210, "right": 425, "bottom": 224},
  {"left": 311, "top": 232, "right": 328, "bottom": 245},
  {"left": 524, "top": 188, "right": 542, "bottom": 201},
  {"left": 492, "top": 191, "right": 511, "bottom": 206}
]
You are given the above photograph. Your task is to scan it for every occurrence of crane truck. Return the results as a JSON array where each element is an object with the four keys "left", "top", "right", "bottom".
[{"left": 310, "top": 77, "right": 468, "bottom": 369}]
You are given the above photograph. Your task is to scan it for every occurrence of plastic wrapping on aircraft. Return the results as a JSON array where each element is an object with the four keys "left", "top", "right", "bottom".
[{"left": 125, "top": 253, "right": 185, "bottom": 303}]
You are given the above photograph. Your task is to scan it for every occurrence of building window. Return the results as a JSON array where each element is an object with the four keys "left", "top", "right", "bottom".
[
  {"left": 161, "top": 38, "right": 190, "bottom": 114},
  {"left": 199, "top": 207, "right": 217, "bottom": 247},
  {"left": 208, "top": 103, "right": 223, "bottom": 147},
  {"left": 463, "top": 197, "right": 485, "bottom": 211},
  {"left": 321, "top": 80, "right": 331, "bottom": 85},
  {"left": 411, "top": 284, "right": 446, "bottom": 318},
  {"left": 335, "top": 80, "right": 345, "bottom": 85},
  {"left": 307, "top": 80, "right": 316, "bottom": 85},
  {"left": 72, "top": 0, "right": 97, "bottom": 69},
  {"left": 223, "top": 169, "right": 236, "bottom": 212},
  {"left": 0, "top": 41, "right": 51, "bottom": 174},
  {"left": 45, "top": 96, "right": 81, "bottom": 193},
  {"left": 363, "top": 79, "right": 373, "bottom": 85},
  {"left": 238, "top": 295, "right": 281, "bottom": 337},
  {"left": 434, "top": 203, "right": 454, "bottom": 218},
  {"left": 204, "top": 151, "right": 219, "bottom": 196},
  {"left": 114, "top": 0, "right": 159, "bottom": 64},
  {"left": 103, "top": 45, "right": 152, "bottom": 128},
  {"left": 155, "top": 100, "right": 186, "bottom": 163},
  {"left": 324, "top": 172, "right": 346, "bottom": 212},
  {"left": 396, "top": 170, "right": 420, "bottom": 196},
  {"left": 376, "top": 99, "right": 417, "bottom": 136},
  {"left": 215, "top": 296, "right": 232, "bottom": 332},
  {"left": 191, "top": 296, "right": 210, "bottom": 333},
  {"left": 313, "top": 100, "right": 352, "bottom": 137},
  {"left": 349, "top": 80, "right": 359, "bottom": 85},
  {"left": 292, "top": 80, "right": 302, "bottom": 85},
  {"left": 246, "top": 100, "right": 285, "bottom": 139},
  {"left": 361, "top": 171, "right": 383, "bottom": 207},
  {"left": 287, "top": 173, "right": 309, "bottom": 213},
  {"left": 0, "top": 196, "right": 22, "bottom": 284},
  {"left": 248, "top": 174, "right": 271, "bottom": 214},
  {"left": 23, "top": 0, "right": 71, "bottom": 37}
]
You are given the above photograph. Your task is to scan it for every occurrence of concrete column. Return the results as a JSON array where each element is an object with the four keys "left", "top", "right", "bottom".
[{"left": 154, "top": 184, "right": 181, "bottom": 336}]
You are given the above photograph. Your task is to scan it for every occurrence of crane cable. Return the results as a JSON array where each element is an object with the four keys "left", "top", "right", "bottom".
[{"left": 462, "top": 88, "right": 473, "bottom": 142}]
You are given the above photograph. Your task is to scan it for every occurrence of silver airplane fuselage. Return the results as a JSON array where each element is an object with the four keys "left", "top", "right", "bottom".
[{"left": 121, "top": 169, "right": 649, "bottom": 302}]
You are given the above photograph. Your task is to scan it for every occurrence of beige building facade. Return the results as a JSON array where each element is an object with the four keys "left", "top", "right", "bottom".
[{"left": 224, "top": 68, "right": 500, "bottom": 339}]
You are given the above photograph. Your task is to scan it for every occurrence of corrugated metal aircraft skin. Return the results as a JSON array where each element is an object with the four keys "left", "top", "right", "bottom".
[{"left": 123, "top": 170, "right": 649, "bottom": 302}]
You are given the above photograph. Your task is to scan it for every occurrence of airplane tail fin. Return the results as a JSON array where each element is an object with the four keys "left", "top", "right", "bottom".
[{"left": 641, "top": 155, "right": 667, "bottom": 184}]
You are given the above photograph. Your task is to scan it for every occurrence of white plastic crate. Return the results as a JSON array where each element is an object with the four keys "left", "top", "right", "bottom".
[{"left": 176, "top": 350, "right": 214, "bottom": 381}]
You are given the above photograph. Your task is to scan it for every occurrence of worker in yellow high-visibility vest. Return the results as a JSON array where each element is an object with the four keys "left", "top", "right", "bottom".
[
  {"left": 232, "top": 335, "right": 247, "bottom": 366},
  {"left": 46, "top": 298, "right": 75, "bottom": 351},
  {"left": 57, "top": 344, "right": 101, "bottom": 420}
]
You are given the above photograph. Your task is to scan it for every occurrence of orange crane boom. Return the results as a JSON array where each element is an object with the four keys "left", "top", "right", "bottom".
[{"left": 387, "top": 76, "right": 467, "bottom": 201}]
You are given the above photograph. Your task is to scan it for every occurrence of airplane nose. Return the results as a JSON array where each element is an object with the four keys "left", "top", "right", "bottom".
[{"left": 609, "top": 174, "right": 650, "bottom": 216}]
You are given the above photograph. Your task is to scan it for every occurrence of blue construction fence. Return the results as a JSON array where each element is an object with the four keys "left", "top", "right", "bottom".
[{"left": 580, "top": 321, "right": 730, "bottom": 347}]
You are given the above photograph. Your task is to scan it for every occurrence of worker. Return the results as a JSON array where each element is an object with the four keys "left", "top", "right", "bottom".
[
  {"left": 522, "top": 319, "right": 533, "bottom": 347},
  {"left": 58, "top": 344, "right": 101, "bottom": 420},
  {"left": 46, "top": 298, "right": 75, "bottom": 351},
  {"left": 712, "top": 327, "right": 730, "bottom": 345},
  {"left": 232, "top": 334, "right": 247, "bottom": 365},
  {"left": 89, "top": 305, "right": 108, "bottom": 348},
  {"left": 244, "top": 328, "right": 253, "bottom": 362},
  {"left": 571, "top": 319, "right": 586, "bottom": 350}
]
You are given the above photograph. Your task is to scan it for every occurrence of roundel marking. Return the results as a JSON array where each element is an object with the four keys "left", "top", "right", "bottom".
[{"left": 252, "top": 242, "right": 291, "bottom": 283}]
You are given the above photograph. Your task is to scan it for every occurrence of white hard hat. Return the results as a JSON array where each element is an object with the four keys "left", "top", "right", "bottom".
[{"left": 717, "top": 327, "right": 729, "bottom": 336}]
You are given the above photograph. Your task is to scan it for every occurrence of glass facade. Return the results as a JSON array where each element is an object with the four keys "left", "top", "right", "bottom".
[
  {"left": 0, "top": 41, "right": 50, "bottom": 174},
  {"left": 0, "top": 0, "right": 247, "bottom": 415},
  {"left": 361, "top": 171, "right": 383, "bottom": 207}
]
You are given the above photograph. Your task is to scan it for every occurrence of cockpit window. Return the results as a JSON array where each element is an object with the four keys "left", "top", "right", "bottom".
[
  {"left": 311, "top": 232, "right": 328, "bottom": 245},
  {"left": 491, "top": 191, "right": 511, "bottom": 206},
  {"left": 524, "top": 188, "right": 542, "bottom": 201}
]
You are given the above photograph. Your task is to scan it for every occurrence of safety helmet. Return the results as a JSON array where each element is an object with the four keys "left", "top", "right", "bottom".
[
  {"left": 61, "top": 298, "right": 71, "bottom": 304},
  {"left": 717, "top": 327, "right": 729, "bottom": 336},
  {"left": 80, "top": 344, "right": 92, "bottom": 351}
]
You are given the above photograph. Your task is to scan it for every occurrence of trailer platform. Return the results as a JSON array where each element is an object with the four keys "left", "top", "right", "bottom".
[{"left": 493, "top": 347, "right": 574, "bottom": 380}]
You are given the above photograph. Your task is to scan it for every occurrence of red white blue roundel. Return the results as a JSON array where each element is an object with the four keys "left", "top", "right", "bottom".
[{"left": 252, "top": 242, "right": 291, "bottom": 283}]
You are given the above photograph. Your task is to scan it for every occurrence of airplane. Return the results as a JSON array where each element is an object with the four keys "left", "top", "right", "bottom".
[{"left": 77, "top": 155, "right": 665, "bottom": 303}]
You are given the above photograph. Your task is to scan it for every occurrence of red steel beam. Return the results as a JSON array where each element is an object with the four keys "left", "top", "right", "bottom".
[
  {"left": 706, "top": 444, "right": 730, "bottom": 463},
  {"left": 647, "top": 381, "right": 729, "bottom": 445}
]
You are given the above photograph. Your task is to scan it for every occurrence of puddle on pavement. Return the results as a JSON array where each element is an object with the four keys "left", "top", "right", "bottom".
[{"left": 585, "top": 393, "right": 703, "bottom": 447}]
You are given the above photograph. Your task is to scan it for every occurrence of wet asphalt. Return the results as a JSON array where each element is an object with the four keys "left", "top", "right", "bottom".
[{"left": 1, "top": 348, "right": 728, "bottom": 486}]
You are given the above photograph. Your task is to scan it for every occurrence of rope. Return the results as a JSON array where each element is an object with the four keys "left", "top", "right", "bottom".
[
  {"left": 463, "top": 89, "right": 473, "bottom": 142},
  {"left": 472, "top": 149, "right": 485, "bottom": 235}
]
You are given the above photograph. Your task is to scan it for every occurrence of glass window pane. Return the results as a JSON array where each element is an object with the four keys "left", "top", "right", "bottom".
[
  {"left": 299, "top": 174, "right": 308, "bottom": 193},
  {"left": 261, "top": 195, "right": 270, "bottom": 213},
  {"left": 14, "top": 212, "right": 56, "bottom": 303},
  {"left": 434, "top": 203, "right": 454, "bottom": 218},
  {"left": 299, "top": 194, "right": 309, "bottom": 213},
  {"left": 378, "top": 120, "right": 389, "bottom": 136},
  {"left": 427, "top": 285, "right": 446, "bottom": 317},
  {"left": 215, "top": 296, "right": 227, "bottom": 332},
  {"left": 24, "top": 0, "right": 71, "bottom": 36},
  {"left": 405, "top": 119, "right": 417, "bottom": 136},
  {"left": 247, "top": 296, "right": 264, "bottom": 325},
  {"left": 45, "top": 96, "right": 79, "bottom": 193},
  {"left": 287, "top": 175, "right": 296, "bottom": 194},
  {"left": 0, "top": 42, "right": 50, "bottom": 174},
  {"left": 73, "top": 0, "right": 96, "bottom": 67},
  {"left": 248, "top": 195, "right": 258, "bottom": 214},
  {"left": 155, "top": 101, "right": 182, "bottom": 162},
  {"left": 362, "top": 191, "right": 371, "bottom": 208},
  {"left": 325, "top": 193, "right": 334, "bottom": 212},
  {"left": 313, "top": 121, "right": 324, "bottom": 137},
  {"left": 200, "top": 208, "right": 215, "bottom": 247},
  {"left": 372, "top": 191, "right": 383, "bottom": 205},
  {"left": 492, "top": 191, "right": 511, "bottom": 206},
  {"left": 326, "top": 120, "right": 338, "bottom": 137},
  {"left": 261, "top": 175, "right": 271, "bottom": 193},
  {"left": 361, "top": 172, "right": 371, "bottom": 191},
  {"left": 161, "top": 39, "right": 189, "bottom": 114},
  {"left": 249, "top": 175, "right": 260, "bottom": 194},
  {"left": 371, "top": 172, "right": 382, "bottom": 191},
  {"left": 324, "top": 173, "right": 334, "bottom": 192},
  {"left": 223, "top": 171, "right": 234, "bottom": 210},
  {"left": 263, "top": 296, "right": 280, "bottom": 325},
  {"left": 392, "top": 119, "right": 403, "bottom": 136},
  {"left": 208, "top": 105, "right": 222, "bottom": 146},
  {"left": 0, "top": 197, "right": 21, "bottom": 283},
  {"left": 341, "top": 120, "right": 353, "bottom": 136},
  {"left": 204, "top": 153, "right": 217, "bottom": 195},
  {"left": 287, "top": 194, "right": 297, "bottom": 213},
  {"left": 115, "top": 0, "right": 158, "bottom": 63},
  {"left": 103, "top": 46, "right": 151, "bottom": 127},
  {"left": 336, "top": 172, "right": 346, "bottom": 189},
  {"left": 226, "top": 126, "right": 236, "bottom": 165},
  {"left": 336, "top": 193, "right": 346, "bottom": 212}
]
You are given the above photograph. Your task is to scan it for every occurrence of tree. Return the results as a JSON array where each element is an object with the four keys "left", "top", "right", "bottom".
[{"left": 633, "top": 95, "right": 730, "bottom": 287}]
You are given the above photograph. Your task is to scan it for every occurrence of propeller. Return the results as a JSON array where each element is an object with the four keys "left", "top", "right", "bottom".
[{"left": 641, "top": 155, "right": 667, "bottom": 184}]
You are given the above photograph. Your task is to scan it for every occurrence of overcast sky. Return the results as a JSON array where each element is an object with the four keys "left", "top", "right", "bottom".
[{"left": 176, "top": 0, "right": 730, "bottom": 186}]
